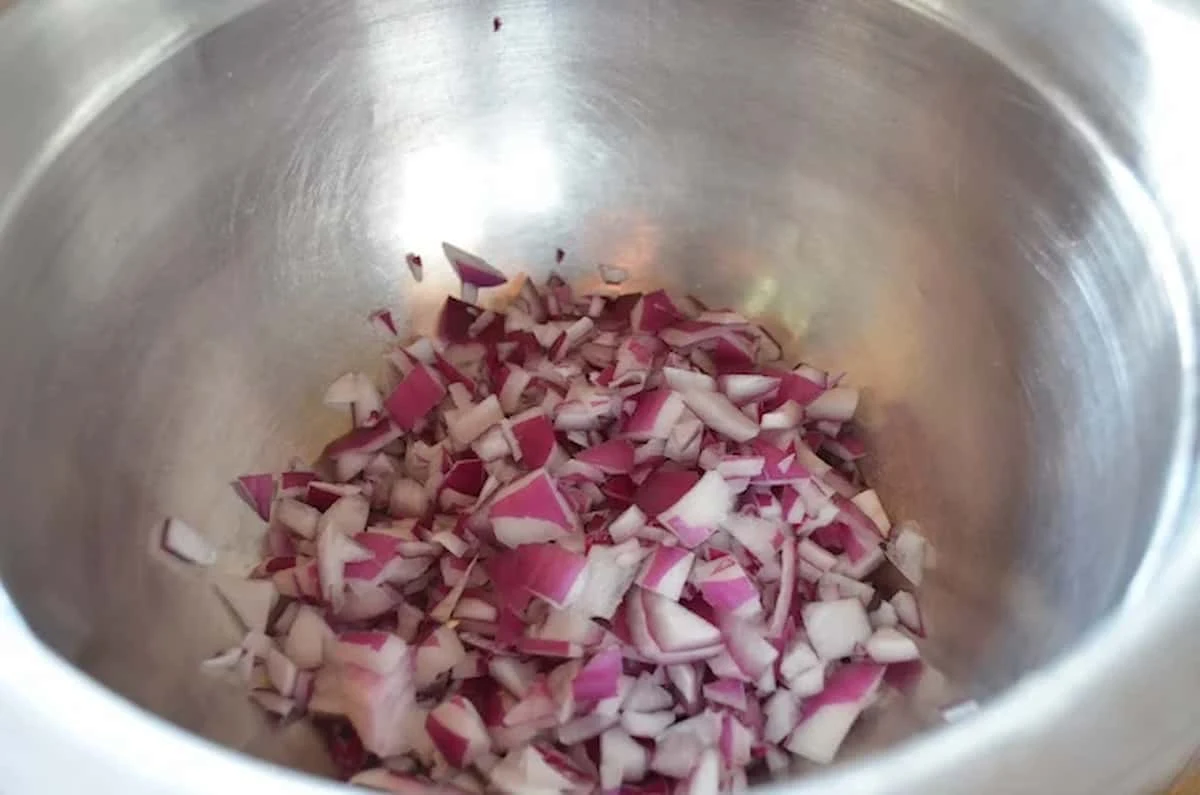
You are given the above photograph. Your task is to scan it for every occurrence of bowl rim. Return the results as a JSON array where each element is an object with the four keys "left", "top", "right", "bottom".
[{"left": 2, "top": 0, "right": 1200, "bottom": 792}]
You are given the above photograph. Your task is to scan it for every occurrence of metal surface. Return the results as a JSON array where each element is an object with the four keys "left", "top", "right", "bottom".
[{"left": 0, "top": 0, "right": 1199, "bottom": 792}]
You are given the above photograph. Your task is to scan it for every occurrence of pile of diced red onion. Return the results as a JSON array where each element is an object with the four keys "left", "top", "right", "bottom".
[{"left": 170, "top": 242, "right": 935, "bottom": 794}]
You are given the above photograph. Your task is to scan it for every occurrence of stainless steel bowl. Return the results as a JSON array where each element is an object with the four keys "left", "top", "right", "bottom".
[{"left": 2, "top": 0, "right": 1200, "bottom": 792}]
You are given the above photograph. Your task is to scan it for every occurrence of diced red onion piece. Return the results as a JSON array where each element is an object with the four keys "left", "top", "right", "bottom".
[
  {"left": 714, "top": 455, "right": 764, "bottom": 479},
  {"left": 234, "top": 473, "right": 276, "bottom": 522},
  {"left": 891, "top": 590, "right": 926, "bottom": 637},
  {"left": 719, "top": 714, "right": 754, "bottom": 770},
  {"left": 651, "top": 711, "right": 721, "bottom": 778},
  {"left": 214, "top": 577, "right": 277, "bottom": 633},
  {"left": 427, "top": 695, "right": 491, "bottom": 767},
  {"left": 447, "top": 395, "right": 504, "bottom": 447},
  {"left": 681, "top": 390, "right": 759, "bottom": 443},
  {"left": 333, "top": 633, "right": 416, "bottom": 758},
  {"left": 722, "top": 617, "right": 779, "bottom": 679},
  {"left": 265, "top": 647, "right": 299, "bottom": 696},
  {"left": 404, "top": 252, "right": 424, "bottom": 282},
  {"left": 679, "top": 748, "right": 720, "bottom": 795},
  {"left": 785, "top": 662, "right": 884, "bottom": 764},
  {"left": 488, "top": 657, "right": 537, "bottom": 698},
  {"left": 886, "top": 520, "right": 930, "bottom": 585},
  {"left": 316, "top": 496, "right": 371, "bottom": 608},
  {"left": 694, "top": 556, "right": 761, "bottom": 619},
  {"left": 200, "top": 645, "right": 245, "bottom": 676},
  {"left": 571, "top": 647, "right": 622, "bottom": 703},
  {"left": 490, "top": 743, "right": 593, "bottom": 794},
  {"left": 819, "top": 571, "right": 876, "bottom": 607},
  {"left": 942, "top": 700, "right": 980, "bottom": 723},
  {"left": 865, "top": 626, "right": 921, "bottom": 663},
  {"left": 443, "top": 242, "right": 508, "bottom": 288},
  {"left": 663, "top": 367, "right": 716, "bottom": 392},
  {"left": 761, "top": 401, "right": 803, "bottom": 431},
  {"left": 657, "top": 470, "right": 733, "bottom": 548},
  {"left": 575, "top": 438, "right": 635, "bottom": 474},
  {"left": 703, "top": 678, "right": 748, "bottom": 712},
  {"left": 386, "top": 373, "right": 443, "bottom": 438},
  {"left": 624, "top": 389, "right": 686, "bottom": 441},
  {"left": 489, "top": 469, "right": 579, "bottom": 547},
  {"left": 160, "top": 517, "right": 217, "bottom": 565},
  {"left": 415, "top": 625, "right": 467, "bottom": 688},
  {"left": 636, "top": 545, "right": 694, "bottom": 601},
  {"left": 368, "top": 309, "right": 398, "bottom": 336},
  {"left": 869, "top": 600, "right": 899, "bottom": 629},
  {"left": 574, "top": 540, "right": 645, "bottom": 619},
  {"left": 719, "top": 373, "right": 780, "bottom": 405},
  {"left": 498, "top": 543, "right": 588, "bottom": 609},
  {"left": 503, "top": 409, "right": 560, "bottom": 470},
  {"left": 850, "top": 488, "right": 891, "bottom": 536},
  {"left": 281, "top": 606, "right": 332, "bottom": 670},
  {"left": 324, "top": 371, "right": 385, "bottom": 418},
  {"left": 720, "top": 514, "right": 783, "bottom": 564},
  {"left": 557, "top": 712, "right": 619, "bottom": 745},
  {"left": 779, "top": 637, "right": 821, "bottom": 686},
  {"left": 429, "top": 556, "right": 478, "bottom": 622},
  {"left": 348, "top": 769, "right": 440, "bottom": 793},
  {"left": 608, "top": 504, "right": 647, "bottom": 543},
  {"left": 275, "top": 497, "right": 320, "bottom": 539},
  {"left": 768, "top": 538, "right": 796, "bottom": 637},
  {"left": 250, "top": 690, "right": 296, "bottom": 718},
  {"left": 630, "top": 291, "right": 684, "bottom": 334},
  {"left": 763, "top": 689, "right": 798, "bottom": 744},
  {"left": 600, "top": 728, "right": 648, "bottom": 789},
  {"left": 206, "top": 260, "right": 926, "bottom": 784},
  {"left": 802, "top": 598, "right": 872, "bottom": 661},
  {"left": 638, "top": 588, "right": 722, "bottom": 652},
  {"left": 804, "top": 386, "right": 859, "bottom": 422}
]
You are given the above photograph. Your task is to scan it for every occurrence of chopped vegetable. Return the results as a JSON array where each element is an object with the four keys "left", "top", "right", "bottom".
[
  {"left": 201, "top": 246, "right": 934, "bottom": 791},
  {"left": 160, "top": 517, "right": 217, "bottom": 565},
  {"left": 405, "top": 252, "right": 424, "bottom": 282}
]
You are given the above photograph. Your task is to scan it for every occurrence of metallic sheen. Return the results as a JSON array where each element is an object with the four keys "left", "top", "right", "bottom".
[{"left": 2, "top": 0, "right": 1200, "bottom": 792}]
